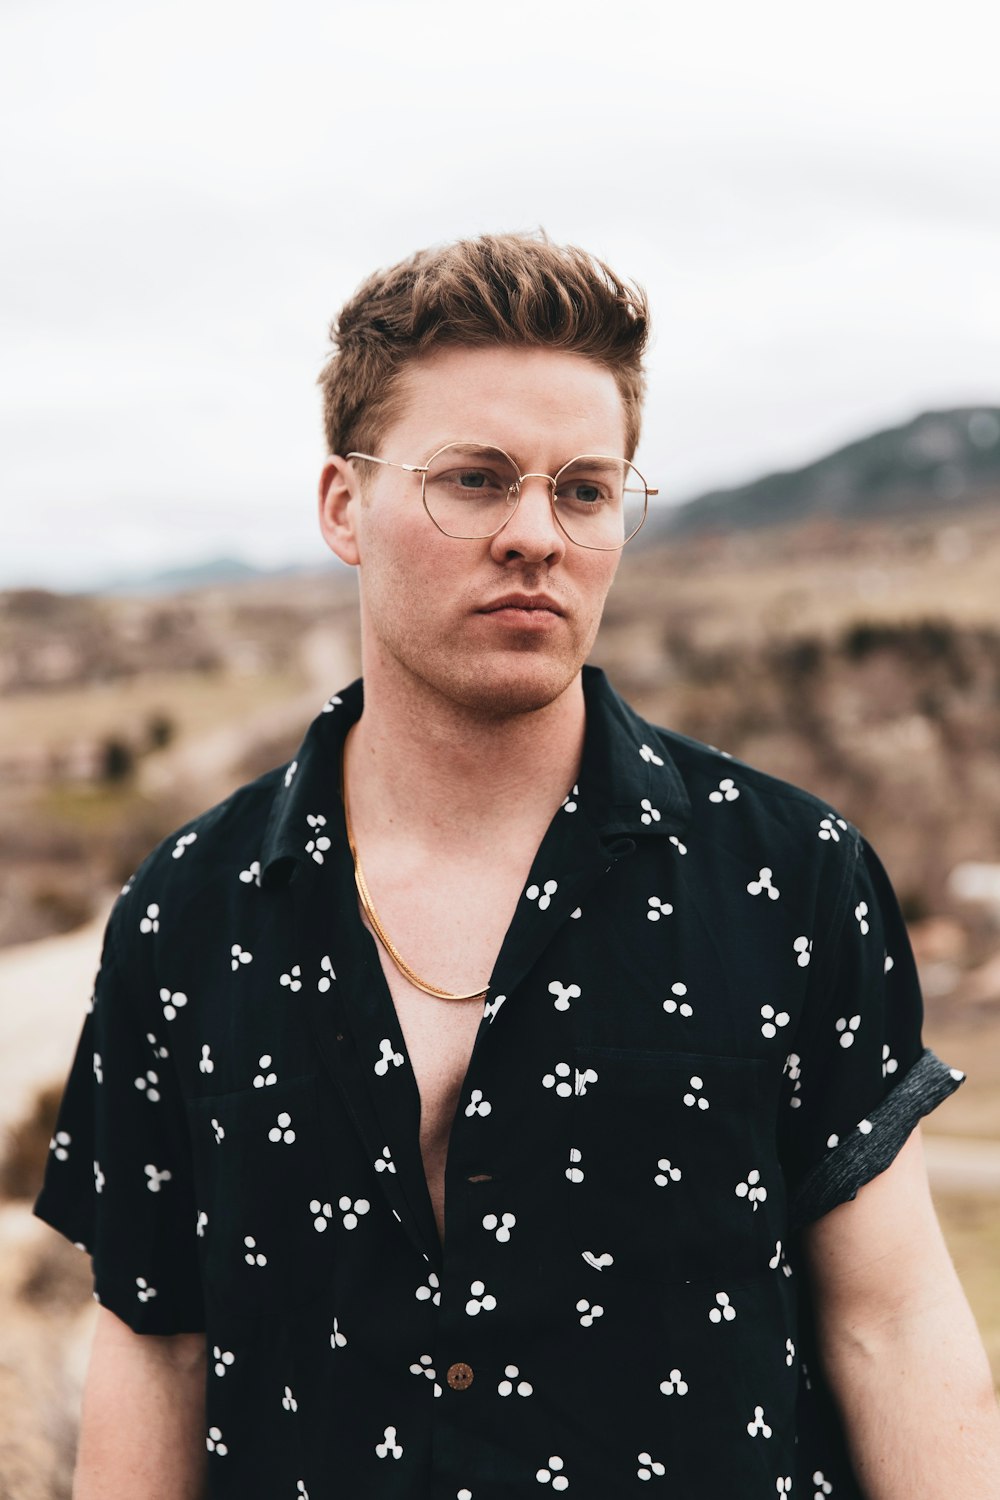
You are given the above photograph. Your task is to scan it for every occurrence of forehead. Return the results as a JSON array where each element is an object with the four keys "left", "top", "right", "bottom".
[{"left": 383, "top": 345, "right": 627, "bottom": 463}]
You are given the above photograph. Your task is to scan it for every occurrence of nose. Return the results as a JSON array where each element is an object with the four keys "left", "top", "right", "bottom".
[{"left": 488, "top": 474, "right": 566, "bottom": 565}]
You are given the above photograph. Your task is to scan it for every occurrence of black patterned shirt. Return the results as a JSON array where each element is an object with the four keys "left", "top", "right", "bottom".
[{"left": 35, "top": 666, "right": 964, "bottom": 1499}]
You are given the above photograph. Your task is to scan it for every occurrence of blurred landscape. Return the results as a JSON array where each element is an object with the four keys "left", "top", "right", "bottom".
[{"left": 1, "top": 404, "right": 999, "bottom": 1494}]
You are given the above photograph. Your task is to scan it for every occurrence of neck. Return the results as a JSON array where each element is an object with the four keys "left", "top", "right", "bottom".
[{"left": 345, "top": 656, "right": 586, "bottom": 859}]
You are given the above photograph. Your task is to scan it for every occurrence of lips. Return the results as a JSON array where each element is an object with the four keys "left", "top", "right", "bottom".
[{"left": 479, "top": 595, "right": 563, "bottom": 614}]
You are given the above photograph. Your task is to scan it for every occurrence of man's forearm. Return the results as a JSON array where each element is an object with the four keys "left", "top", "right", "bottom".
[
  {"left": 74, "top": 1308, "right": 208, "bottom": 1500},
  {"left": 818, "top": 1274, "right": 1000, "bottom": 1499}
]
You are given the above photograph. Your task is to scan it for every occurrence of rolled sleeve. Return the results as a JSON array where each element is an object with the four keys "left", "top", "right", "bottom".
[{"left": 783, "top": 830, "right": 965, "bottom": 1230}]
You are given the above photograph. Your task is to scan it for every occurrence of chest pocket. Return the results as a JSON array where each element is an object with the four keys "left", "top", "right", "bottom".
[
  {"left": 567, "top": 1046, "right": 785, "bottom": 1285},
  {"left": 186, "top": 1075, "right": 337, "bottom": 1316}
]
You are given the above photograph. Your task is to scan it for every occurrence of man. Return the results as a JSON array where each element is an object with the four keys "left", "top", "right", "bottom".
[{"left": 35, "top": 233, "right": 1000, "bottom": 1498}]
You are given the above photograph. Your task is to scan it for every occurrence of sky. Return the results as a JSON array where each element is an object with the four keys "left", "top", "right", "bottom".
[{"left": 2, "top": 0, "right": 998, "bottom": 590}]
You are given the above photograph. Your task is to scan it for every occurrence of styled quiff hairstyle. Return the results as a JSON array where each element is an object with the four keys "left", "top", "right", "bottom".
[{"left": 317, "top": 231, "right": 650, "bottom": 461}]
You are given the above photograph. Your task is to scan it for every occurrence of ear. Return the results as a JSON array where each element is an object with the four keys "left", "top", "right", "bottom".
[{"left": 318, "top": 455, "right": 362, "bottom": 567}]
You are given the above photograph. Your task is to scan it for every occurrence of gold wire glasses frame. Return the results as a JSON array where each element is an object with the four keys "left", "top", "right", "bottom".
[{"left": 345, "top": 441, "right": 658, "bottom": 551}]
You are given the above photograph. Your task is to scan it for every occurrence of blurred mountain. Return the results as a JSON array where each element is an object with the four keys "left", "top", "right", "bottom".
[
  {"left": 98, "top": 555, "right": 339, "bottom": 596},
  {"left": 659, "top": 406, "right": 1000, "bottom": 539}
]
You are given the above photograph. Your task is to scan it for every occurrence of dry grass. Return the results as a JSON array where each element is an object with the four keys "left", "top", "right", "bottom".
[
  {"left": 625, "top": 503, "right": 1000, "bottom": 647},
  {"left": 0, "top": 666, "right": 307, "bottom": 757}
]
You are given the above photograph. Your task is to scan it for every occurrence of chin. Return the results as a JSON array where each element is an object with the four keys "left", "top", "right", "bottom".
[{"left": 423, "top": 650, "right": 581, "bottom": 721}]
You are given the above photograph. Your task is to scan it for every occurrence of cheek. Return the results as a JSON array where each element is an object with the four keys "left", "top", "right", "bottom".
[
  {"left": 360, "top": 519, "right": 458, "bottom": 628},
  {"left": 579, "top": 556, "right": 619, "bottom": 612},
  {"left": 359, "top": 499, "right": 413, "bottom": 582}
]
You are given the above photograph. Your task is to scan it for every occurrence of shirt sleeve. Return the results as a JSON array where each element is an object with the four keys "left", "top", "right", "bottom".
[
  {"left": 781, "top": 827, "right": 965, "bottom": 1230},
  {"left": 32, "top": 890, "right": 205, "bottom": 1334}
]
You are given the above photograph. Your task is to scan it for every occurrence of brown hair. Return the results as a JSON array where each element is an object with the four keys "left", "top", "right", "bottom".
[{"left": 317, "top": 231, "right": 650, "bottom": 460}]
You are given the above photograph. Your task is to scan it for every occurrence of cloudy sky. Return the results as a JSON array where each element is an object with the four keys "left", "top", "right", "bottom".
[{"left": 2, "top": 0, "right": 997, "bottom": 590}]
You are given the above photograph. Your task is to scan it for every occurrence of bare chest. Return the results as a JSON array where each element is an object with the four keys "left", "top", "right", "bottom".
[
  {"left": 376, "top": 958, "right": 488, "bottom": 1246},
  {"left": 359, "top": 865, "right": 526, "bottom": 1246}
]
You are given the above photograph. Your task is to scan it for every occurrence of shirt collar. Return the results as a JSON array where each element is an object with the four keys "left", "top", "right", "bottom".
[
  {"left": 574, "top": 664, "right": 691, "bottom": 841},
  {"left": 259, "top": 679, "right": 364, "bottom": 886},
  {"left": 259, "top": 666, "right": 690, "bottom": 886}
]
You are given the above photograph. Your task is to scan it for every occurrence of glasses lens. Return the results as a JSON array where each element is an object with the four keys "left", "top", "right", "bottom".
[
  {"left": 553, "top": 457, "right": 648, "bottom": 548},
  {"left": 423, "top": 444, "right": 520, "bottom": 538}
]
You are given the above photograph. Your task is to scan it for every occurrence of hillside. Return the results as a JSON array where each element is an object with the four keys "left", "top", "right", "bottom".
[{"left": 659, "top": 406, "right": 1000, "bottom": 538}]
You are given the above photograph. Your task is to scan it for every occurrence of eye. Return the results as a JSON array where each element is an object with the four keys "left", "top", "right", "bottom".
[
  {"left": 555, "top": 457, "right": 630, "bottom": 512},
  {"left": 423, "top": 444, "right": 519, "bottom": 504},
  {"left": 436, "top": 467, "right": 510, "bottom": 496},
  {"left": 556, "top": 475, "right": 615, "bottom": 507},
  {"left": 565, "top": 481, "right": 604, "bottom": 505},
  {"left": 457, "top": 469, "right": 492, "bottom": 490}
]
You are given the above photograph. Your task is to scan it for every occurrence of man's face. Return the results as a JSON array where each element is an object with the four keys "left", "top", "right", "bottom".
[{"left": 322, "top": 344, "right": 628, "bottom": 719}]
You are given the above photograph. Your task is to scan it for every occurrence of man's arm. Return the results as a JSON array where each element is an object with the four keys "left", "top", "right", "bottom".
[
  {"left": 802, "top": 1124, "right": 1000, "bottom": 1498},
  {"left": 74, "top": 1305, "right": 208, "bottom": 1500}
]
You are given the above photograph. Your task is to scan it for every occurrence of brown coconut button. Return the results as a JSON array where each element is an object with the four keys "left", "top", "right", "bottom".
[{"left": 446, "top": 1361, "right": 474, "bottom": 1391}]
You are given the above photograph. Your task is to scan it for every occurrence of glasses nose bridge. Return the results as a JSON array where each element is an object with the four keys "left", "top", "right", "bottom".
[
  {"left": 510, "top": 470, "right": 558, "bottom": 510},
  {"left": 496, "top": 468, "right": 564, "bottom": 550}
]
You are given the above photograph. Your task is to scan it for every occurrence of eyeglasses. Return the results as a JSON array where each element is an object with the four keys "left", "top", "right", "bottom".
[{"left": 345, "top": 441, "right": 657, "bottom": 550}]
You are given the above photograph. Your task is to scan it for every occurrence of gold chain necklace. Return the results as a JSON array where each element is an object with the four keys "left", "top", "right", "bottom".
[{"left": 341, "top": 732, "right": 489, "bottom": 1003}]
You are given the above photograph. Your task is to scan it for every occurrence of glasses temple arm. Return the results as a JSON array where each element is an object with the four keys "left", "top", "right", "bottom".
[{"left": 345, "top": 452, "right": 430, "bottom": 474}]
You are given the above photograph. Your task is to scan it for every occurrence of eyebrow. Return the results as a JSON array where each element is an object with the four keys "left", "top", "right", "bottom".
[
  {"left": 428, "top": 444, "right": 626, "bottom": 472},
  {"left": 454, "top": 444, "right": 515, "bottom": 461},
  {"left": 561, "top": 456, "right": 622, "bottom": 472}
]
